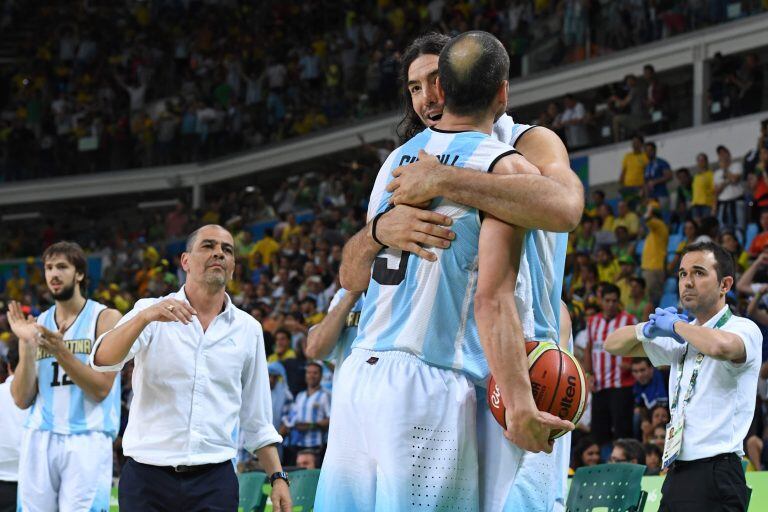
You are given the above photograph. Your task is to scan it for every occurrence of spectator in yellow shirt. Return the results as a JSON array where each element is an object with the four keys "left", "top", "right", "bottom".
[
  {"left": 620, "top": 135, "right": 649, "bottom": 207},
  {"left": 596, "top": 246, "right": 621, "bottom": 283},
  {"left": 615, "top": 255, "right": 638, "bottom": 305},
  {"left": 279, "top": 213, "right": 303, "bottom": 244},
  {"left": 613, "top": 201, "right": 641, "bottom": 239},
  {"left": 300, "top": 298, "right": 326, "bottom": 327},
  {"left": 641, "top": 202, "right": 669, "bottom": 305},
  {"left": 4, "top": 267, "right": 26, "bottom": 301},
  {"left": 249, "top": 228, "right": 281, "bottom": 268},
  {"left": 691, "top": 152, "right": 716, "bottom": 220},
  {"left": 268, "top": 329, "right": 297, "bottom": 363}
]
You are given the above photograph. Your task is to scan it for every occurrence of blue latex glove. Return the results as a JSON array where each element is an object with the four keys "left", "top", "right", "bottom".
[{"left": 649, "top": 307, "right": 687, "bottom": 344}]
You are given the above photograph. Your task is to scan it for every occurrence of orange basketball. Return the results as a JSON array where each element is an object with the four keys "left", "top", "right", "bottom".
[{"left": 486, "top": 341, "right": 587, "bottom": 440}]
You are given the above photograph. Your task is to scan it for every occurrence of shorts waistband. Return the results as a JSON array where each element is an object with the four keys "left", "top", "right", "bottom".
[{"left": 351, "top": 347, "right": 429, "bottom": 366}]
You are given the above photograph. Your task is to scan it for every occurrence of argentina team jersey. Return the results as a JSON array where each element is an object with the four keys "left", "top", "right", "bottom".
[
  {"left": 493, "top": 114, "right": 568, "bottom": 345},
  {"left": 28, "top": 300, "right": 121, "bottom": 438},
  {"left": 354, "top": 127, "right": 518, "bottom": 381}
]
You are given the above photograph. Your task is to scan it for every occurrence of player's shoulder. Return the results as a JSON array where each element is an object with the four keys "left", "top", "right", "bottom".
[{"left": 726, "top": 314, "right": 762, "bottom": 339}]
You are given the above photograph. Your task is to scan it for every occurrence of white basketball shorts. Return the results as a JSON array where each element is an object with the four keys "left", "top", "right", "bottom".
[
  {"left": 18, "top": 429, "right": 112, "bottom": 512},
  {"left": 476, "top": 385, "right": 571, "bottom": 512},
  {"left": 315, "top": 348, "right": 479, "bottom": 512}
]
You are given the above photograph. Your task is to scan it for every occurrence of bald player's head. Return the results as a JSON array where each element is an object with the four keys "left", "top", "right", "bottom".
[{"left": 438, "top": 31, "right": 509, "bottom": 117}]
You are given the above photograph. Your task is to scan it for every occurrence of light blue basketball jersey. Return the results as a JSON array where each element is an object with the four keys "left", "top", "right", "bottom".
[
  {"left": 492, "top": 114, "right": 568, "bottom": 344},
  {"left": 28, "top": 300, "right": 121, "bottom": 438},
  {"left": 354, "top": 127, "right": 517, "bottom": 382}
]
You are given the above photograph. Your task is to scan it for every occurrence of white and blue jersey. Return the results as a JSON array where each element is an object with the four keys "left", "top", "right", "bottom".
[
  {"left": 326, "top": 289, "right": 364, "bottom": 385},
  {"left": 28, "top": 300, "right": 121, "bottom": 438},
  {"left": 354, "top": 127, "right": 518, "bottom": 382},
  {"left": 284, "top": 389, "right": 332, "bottom": 448}
]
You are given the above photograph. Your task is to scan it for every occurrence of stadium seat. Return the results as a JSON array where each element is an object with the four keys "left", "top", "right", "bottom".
[
  {"left": 667, "top": 234, "right": 683, "bottom": 253},
  {"left": 264, "top": 469, "right": 321, "bottom": 512},
  {"left": 566, "top": 463, "right": 647, "bottom": 512},
  {"left": 238, "top": 471, "right": 268, "bottom": 512},
  {"left": 745, "top": 223, "right": 759, "bottom": 251},
  {"left": 635, "top": 239, "right": 645, "bottom": 256},
  {"left": 663, "top": 277, "right": 677, "bottom": 294},
  {"left": 659, "top": 292, "right": 679, "bottom": 309}
]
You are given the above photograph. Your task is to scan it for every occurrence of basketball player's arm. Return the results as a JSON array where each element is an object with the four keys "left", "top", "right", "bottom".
[
  {"left": 475, "top": 218, "right": 573, "bottom": 453},
  {"left": 603, "top": 325, "right": 648, "bottom": 357},
  {"left": 38, "top": 308, "right": 123, "bottom": 402},
  {"left": 339, "top": 206, "right": 454, "bottom": 291},
  {"left": 305, "top": 291, "right": 362, "bottom": 359},
  {"left": 387, "top": 127, "right": 584, "bottom": 232},
  {"left": 7, "top": 302, "right": 39, "bottom": 408}
]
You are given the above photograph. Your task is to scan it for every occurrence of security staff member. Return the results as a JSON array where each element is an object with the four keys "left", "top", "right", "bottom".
[
  {"left": 605, "top": 241, "right": 762, "bottom": 512},
  {"left": 91, "top": 225, "right": 292, "bottom": 512}
]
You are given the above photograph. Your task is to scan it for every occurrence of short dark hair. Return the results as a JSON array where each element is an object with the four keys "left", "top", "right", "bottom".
[
  {"left": 6, "top": 338, "right": 19, "bottom": 371},
  {"left": 645, "top": 141, "right": 657, "bottom": 151},
  {"left": 716, "top": 145, "right": 730, "bottom": 155},
  {"left": 186, "top": 224, "right": 231, "bottom": 252},
  {"left": 613, "top": 438, "right": 645, "bottom": 463},
  {"left": 397, "top": 33, "right": 451, "bottom": 142},
  {"left": 629, "top": 276, "right": 646, "bottom": 289},
  {"left": 602, "top": 283, "right": 621, "bottom": 298},
  {"left": 681, "top": 241, "right": 735, "bottom": 282},
  {"left": 306, "top": 361, "right": 323, "bottom": 373},
  {"left": 275, "top": 328, "right": 291, "bottom": 340},
  {"left": 631, "top": 357, "right": 652, "bottom": 367},
  {"left": 438, "top": 31, "right": 509, "bottom": 117},
  {"left": 632, "top": 134, "right": 645, "bottom": 143},
  {"left": 42, "top": 241, "right": 88, "bottom": 295}
]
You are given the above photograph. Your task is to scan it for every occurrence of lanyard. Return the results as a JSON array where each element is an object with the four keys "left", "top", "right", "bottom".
[{"left": 670, "top": 308, "right": 732, "bottom": 415}]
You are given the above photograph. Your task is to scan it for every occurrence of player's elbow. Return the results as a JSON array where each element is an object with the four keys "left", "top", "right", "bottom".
[
  {"left": 304, "top": 337, "right": 323, "bottom": 360},
  {"left": 11, "top": 389, "right": 33, "bottom": 410},
  {"left": 339, "top": 266, "right": 368, "bottom": 292}
]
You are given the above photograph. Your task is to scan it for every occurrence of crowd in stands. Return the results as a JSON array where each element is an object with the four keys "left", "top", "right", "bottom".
[
  {"left": 4, "top": 117, "right": 768, "bottom": 476},
  {"left": 1, "top": 0, "right": 766, "bottom": 181},
  {"left": 534, "top": 51, "right": 764, "bottom": 150}
]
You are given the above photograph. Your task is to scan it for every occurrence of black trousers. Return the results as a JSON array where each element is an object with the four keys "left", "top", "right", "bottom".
[
  {"left": 659, "top": 453, "right": 749, "bottom": 512},
  {"left": 119, "top": 458, "right": 238, "bottom": 512},
  {"left": 0, "top": 480, "right": 17, "bottom": 512},
  {"left": 591, "top": 386, "right": 635, "bottom": 445}
]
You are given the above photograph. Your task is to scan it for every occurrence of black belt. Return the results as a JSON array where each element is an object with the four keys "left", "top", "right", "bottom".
[
  {"left": 132, "top": 458, "right": 227, "bottom": 474},
  {"left": 673, "top": 453, "right": 739, "bottom": 467}
]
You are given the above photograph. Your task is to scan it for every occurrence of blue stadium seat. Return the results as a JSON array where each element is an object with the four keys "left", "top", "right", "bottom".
[
  {"left": 745, "top": 223, "right": 759, "bottom": 250},
  {"left": 663, "top": 277, "right": 678, "bottom": 294},
  {"left": 667, "top": 233, "right": 683, "bottom": 253},
  {"left": 635, "top": 239, "right": 645, "bottom": 256},
  {"left": 605, "top": 197, "right": 620, "bottom": 214},
  {"left": 659, "top": 292, "right": 679, "bottom": 309}
]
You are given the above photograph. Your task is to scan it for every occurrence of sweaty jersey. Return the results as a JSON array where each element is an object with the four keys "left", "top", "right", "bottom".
[
  {"left": 354, "top": 127, "right": 518, "bottom": 381},
  {"left": 28, "top": 300, "right": 121, "bottom": 438},
  {"left": 493, "top": 114, "right": 568, "bottom": 345}
]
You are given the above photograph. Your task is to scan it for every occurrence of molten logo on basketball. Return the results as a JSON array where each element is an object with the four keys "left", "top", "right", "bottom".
[
  {"left": 558, "top": 375, "right": 577, "bottom": 419},
  {"left": 489, "top": 383, "right": 502, "bottom": 409}
]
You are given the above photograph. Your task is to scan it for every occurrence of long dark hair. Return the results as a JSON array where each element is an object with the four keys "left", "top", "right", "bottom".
[{"left": 396, "top": 33, "right": 451, "bottom": 143}]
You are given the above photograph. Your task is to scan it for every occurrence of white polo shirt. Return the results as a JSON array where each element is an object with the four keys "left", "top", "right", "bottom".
[
  {"left": 0, "top": 376, "right": 30, "bottom": 481},
  {"left": 90, "top": 287, "right": 281, "bottom": 466},
  {"left": 642, "top": 306, "right": 762, "bottom": 460}
]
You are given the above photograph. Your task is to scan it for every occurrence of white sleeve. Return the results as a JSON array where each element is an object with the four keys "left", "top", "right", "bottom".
[
  {"left": 722, "top": 317, "right": 763, "bottom": 372},
  {"left": 366, "top": 151, "right": 399, "bottom": 222},
  {"left": 240, "top": 322, "right": 283, "bottom": 452},
  {"left": 642, "top": 335, "right": 685, "bottom": 367},
  {"left": 89, "top": 298, "right": 158, "bottom": 372}
]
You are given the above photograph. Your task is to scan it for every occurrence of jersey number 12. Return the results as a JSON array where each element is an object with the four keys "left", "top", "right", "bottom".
[{"left": 50, "top": 362, "right": 73, "bottom": 387}]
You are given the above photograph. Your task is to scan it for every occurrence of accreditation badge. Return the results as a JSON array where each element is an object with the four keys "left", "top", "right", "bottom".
[{"left": 661, "top": 417, "right": 684, "bottom": 469}]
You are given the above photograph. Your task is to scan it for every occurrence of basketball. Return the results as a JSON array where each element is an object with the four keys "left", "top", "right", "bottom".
[{"left": 487, "top": 341, "right": 587, "bottom": 440}]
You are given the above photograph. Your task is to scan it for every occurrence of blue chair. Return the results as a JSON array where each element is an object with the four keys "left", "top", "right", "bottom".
[
  {"left": 745, "top": 223, "right": 759, "bottom": 250},
  {"left": 635, "top": 239, "right": 645, "bottom": 256},
  {"left": 659, "top": 293, "right": 679, "bottom": 309},
  {"left": 663, "top": 277, "right": 678, "bottom": 294},
  {"left": 667, "top": 234, "right": 683, "bottom": 253}
]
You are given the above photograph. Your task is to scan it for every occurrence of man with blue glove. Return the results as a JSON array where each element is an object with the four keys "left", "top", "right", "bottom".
[{"left": 605, "top": 241, "right": 762, "bottom": 512}]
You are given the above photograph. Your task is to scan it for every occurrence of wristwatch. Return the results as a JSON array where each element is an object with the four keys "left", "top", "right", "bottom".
[{"left": 270, "top": 471, "right": 290, "bottom": 487}]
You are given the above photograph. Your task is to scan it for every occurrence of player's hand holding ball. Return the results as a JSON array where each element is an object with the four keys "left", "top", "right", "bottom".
[
  {"left": 139, "top": 299, "right": 197, "bottom": 325},
  {"left": 503, "top": 403, "right": 574, "bottom": 453}
]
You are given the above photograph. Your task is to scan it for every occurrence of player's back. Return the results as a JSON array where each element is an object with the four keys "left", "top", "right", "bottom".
[
  {"left": 29, "top": 299, "right": 121, "bottom": 438},
  {"left": 355, "top": 127, "right": 516, "bottom": 381}
]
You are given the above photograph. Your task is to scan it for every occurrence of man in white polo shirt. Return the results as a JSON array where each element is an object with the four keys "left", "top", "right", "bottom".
[
  {"left": 0, "top": 340, "right": 28, "bottom": 512},
  {"left": 605, "top": 241, "right": 762, "bottom": 511},
  {"left": 91, "top": 225, "right": 292, "bottom": 512}
]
